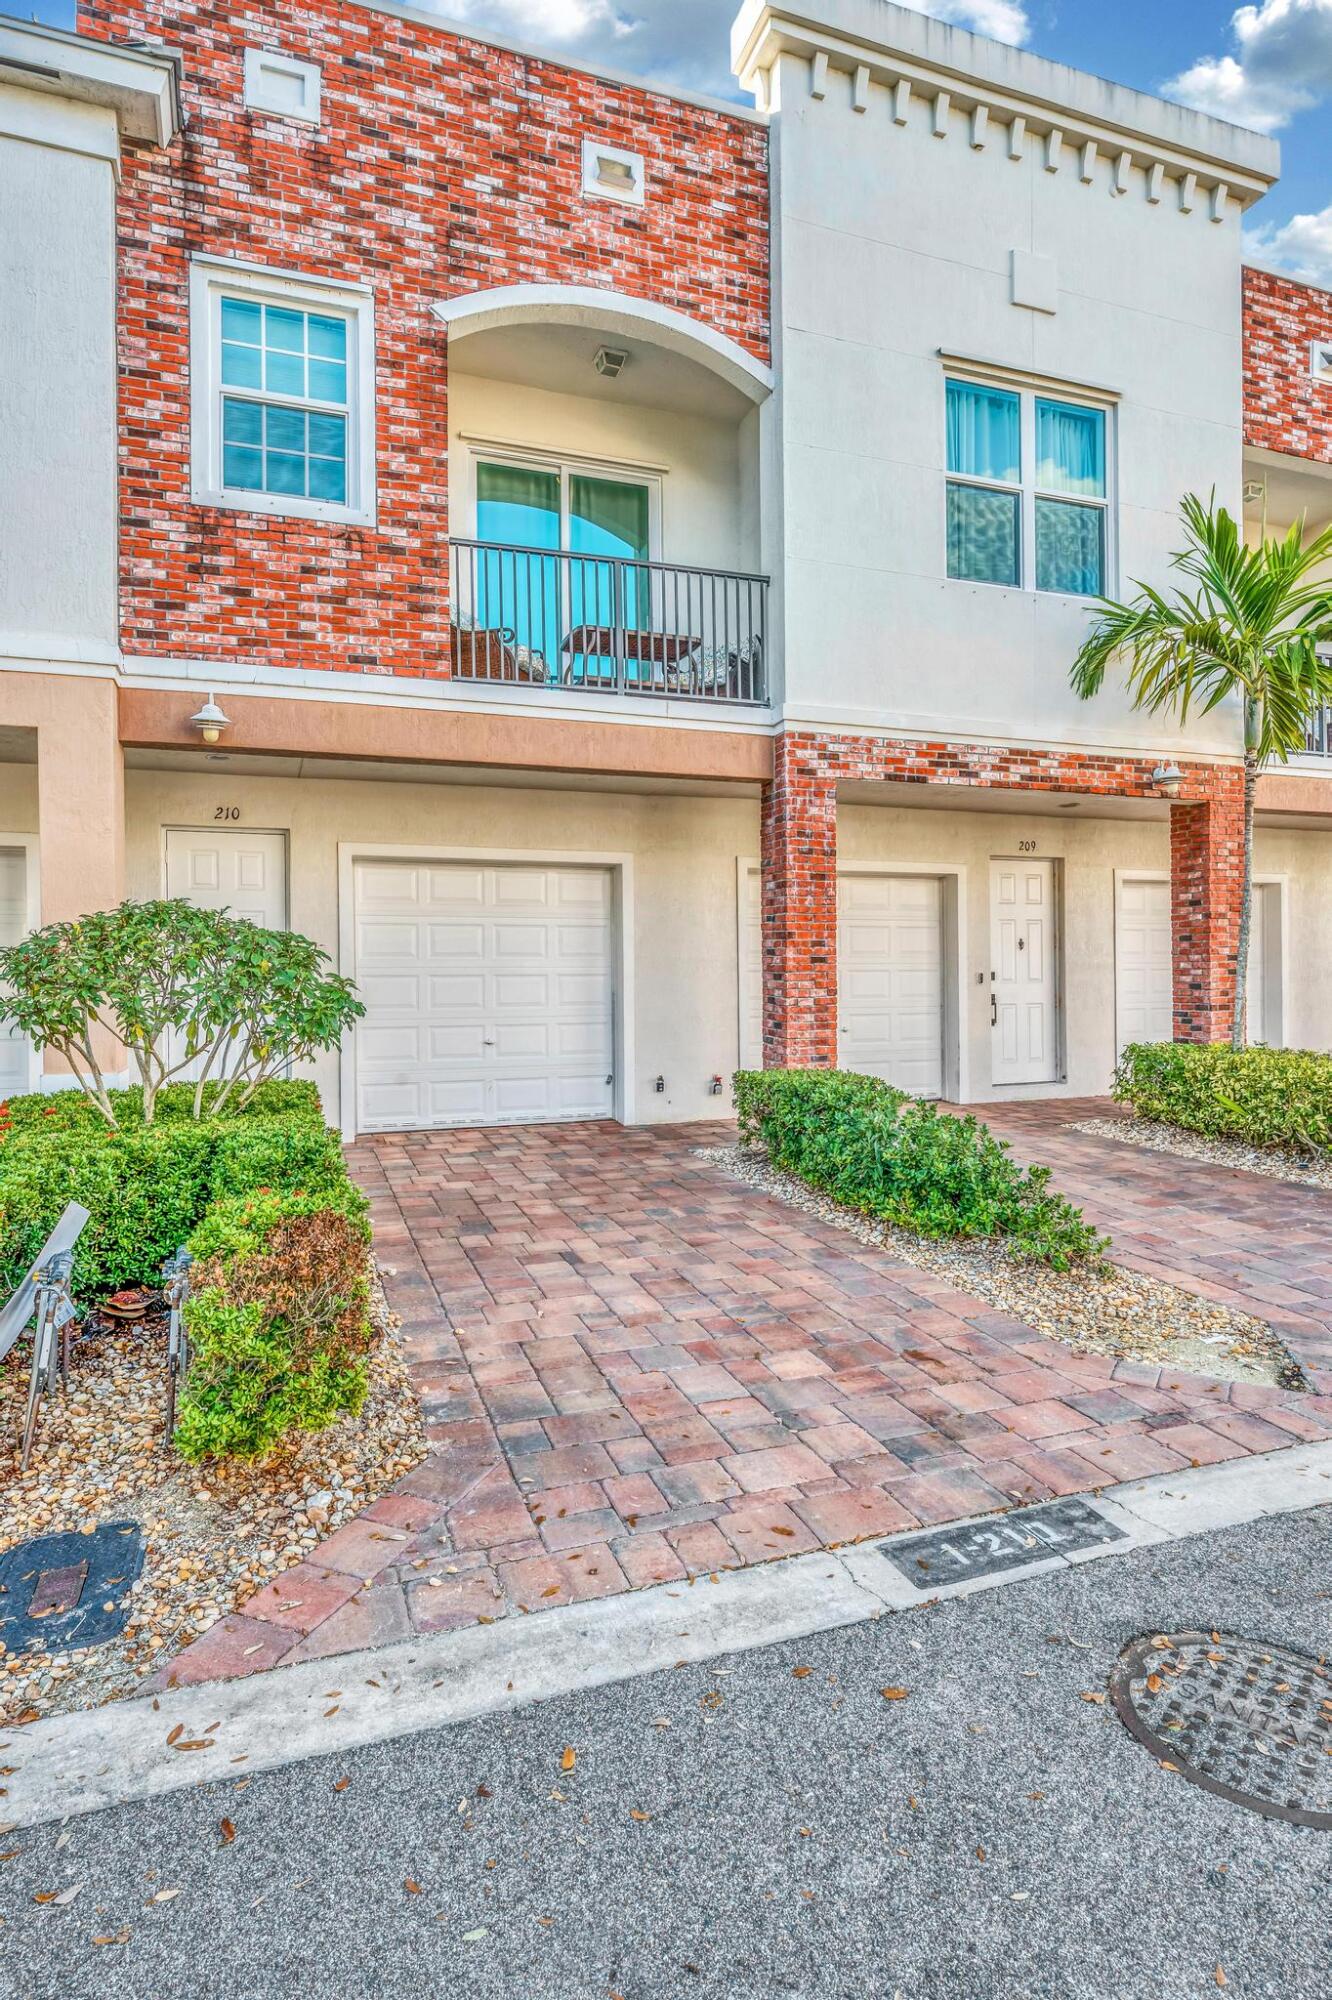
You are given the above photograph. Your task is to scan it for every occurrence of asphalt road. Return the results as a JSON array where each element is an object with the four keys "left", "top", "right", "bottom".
[{"left": 2, "top": 1507, "right": 1329, "bottom": 2000}]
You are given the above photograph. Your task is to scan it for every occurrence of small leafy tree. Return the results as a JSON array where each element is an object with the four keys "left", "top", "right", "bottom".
[
  {"left": 0, "top": 900, "right": 364, "bottom": 1126},
  {"left": 1070, "top": 496, "right": 1332, "bottom": 1046}
]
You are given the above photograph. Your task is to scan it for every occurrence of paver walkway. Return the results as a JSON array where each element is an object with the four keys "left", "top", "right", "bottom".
[
  {"left": 970, "top": 1100, "right": 1332, "bottom": 1396},
  {"left": 156, "top": 1109, "right": 1332, "bottom": 1689}
]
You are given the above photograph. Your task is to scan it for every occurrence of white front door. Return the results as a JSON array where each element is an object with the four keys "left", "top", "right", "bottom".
[
  {"left": 1116, "top": 876, "right": 1173, "bottom": 1055},
  {"left": 0, "top": 847, "right": 30, "bottom": 1096},
  {"left": 354, "top": 860, "right": 615, "bottom": 1132},
  {"left": 990, "top": 858, "right": 1058, "bottom": 1086},
  {"left": 838, "top": 874, "right": 945, "bottom": 1096},
  {"left": 165, "top": 828, "right": 288, "bottom": 928}
]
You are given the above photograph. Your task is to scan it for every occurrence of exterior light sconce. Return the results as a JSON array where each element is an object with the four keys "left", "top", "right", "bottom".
[
  {"left": 189, "top": 693, "right": 232, "bottom": 745},
  {"left": 1151, "top": 762, "right": 1184, "bottom": 799},
  {"left": 594, "top": 346, "right": 629, "bottom": 379}
]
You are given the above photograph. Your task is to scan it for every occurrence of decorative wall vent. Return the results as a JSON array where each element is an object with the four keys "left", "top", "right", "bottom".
[
  {"left": 243, "top": 47, "right": 322, "bottom": 125},
  {"left": 581, "top": 137, "right": 646, "bottom": 207},
  {"left": 1312, "top": 340, "right": 1332, "bottom": 385}
]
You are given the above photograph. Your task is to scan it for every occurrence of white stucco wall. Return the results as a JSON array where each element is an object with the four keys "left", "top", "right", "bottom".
[
  {"left": 767, "top": 44, "right": 1255, "bottom": 760},
  {"left": 0, "top": 89, "right": 120, "bottom": 670},
  {"left": 122, "top": 767, "right": 761, "bottom": 1130}
]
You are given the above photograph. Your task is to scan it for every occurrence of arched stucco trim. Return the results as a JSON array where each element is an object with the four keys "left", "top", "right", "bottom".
[{"left": 431, "top": 283, "right": 773, "bottom": 404}]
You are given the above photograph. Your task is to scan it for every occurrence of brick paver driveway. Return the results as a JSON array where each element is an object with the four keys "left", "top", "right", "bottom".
[{"left": 159, "top": 1108, "right": 1332, "bottom": 1688}]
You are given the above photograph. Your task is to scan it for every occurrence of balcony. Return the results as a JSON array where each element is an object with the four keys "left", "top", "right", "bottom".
[{"left": 448, "top": 539, "right": 768, "bottom": 704}]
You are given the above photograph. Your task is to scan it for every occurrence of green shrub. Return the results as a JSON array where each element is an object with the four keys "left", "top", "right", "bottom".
[
  {"left": 1114, "top": 1042, "right": 1332, "bottom": 1153},
  {"left": 188, "top": 1183, "right": 370, "bottom": 1265},
  {"left": 175, "top": 1201, "right": 373, "bottom": 1461},
  {"left": 0, "top": 1120, "right": 217, "bottom": 1298},
  {"left": 206, "top": 1117, "right": 348, "bottom": 1203},
  {"left": 733, "top": 1068, "right": 1105, "bottom": 1270},
  {"left": 0, "top": 1077, "right": 321, "bottom": 1136}
]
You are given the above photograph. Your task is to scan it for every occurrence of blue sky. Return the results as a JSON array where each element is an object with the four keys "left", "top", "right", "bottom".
[{"left": 29, "top": 0, "right": 1332, "bottom": 282}]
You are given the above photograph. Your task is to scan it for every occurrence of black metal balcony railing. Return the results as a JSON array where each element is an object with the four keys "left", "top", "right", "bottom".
[{"left": 448, "top": 539, "right": 768, "bottom": 704}]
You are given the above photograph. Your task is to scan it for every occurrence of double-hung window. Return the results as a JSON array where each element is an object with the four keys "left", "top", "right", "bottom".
[
  {"left": 190, "top": 258, "right": 376, "bottom": 525},
  {"left": 946, "top": 377, "right": 1110, "bottom": 597}
]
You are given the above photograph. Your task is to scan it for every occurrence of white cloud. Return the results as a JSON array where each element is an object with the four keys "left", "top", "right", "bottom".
[
  {"left": 418, "top": 1, "right": 1030, "bottom": 101},
  {"left": 1164, "top": 0, "right": 1332, "bottom": 133},
  {"left": 1245, "top": 202, "right": 1332, "bottom": 284}
]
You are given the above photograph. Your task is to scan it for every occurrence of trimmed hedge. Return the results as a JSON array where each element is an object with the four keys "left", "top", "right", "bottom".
[
  {"left": 734, "top": 1068, "right": 1105, "bottom": 1270},
  {"left": 0, "top": 1079, "right": 373, "bottom": 1460},
  {"left": 1114, "top": 1042, "right": 1332, "bottom": 1154},
  {"left": 176, "top": 1191, "right": 373, "bottom": 1461},
  {"left": 0, "top": 1078, "right": 321, "bottom": 1135}
]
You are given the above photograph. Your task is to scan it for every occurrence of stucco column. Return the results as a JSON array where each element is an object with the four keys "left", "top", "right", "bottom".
[
  {"left": 760, "top": 732, "right": 837, "bottom": 1068},
  {"left": 0, "top": 672, "right": 125, "bottom": 1079},
  {"left": 1169, "top": 772, "right": 1244, "bottom": 1043}
]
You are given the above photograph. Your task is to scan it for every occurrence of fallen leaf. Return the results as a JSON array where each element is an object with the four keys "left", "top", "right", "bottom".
[
  {"left": 976, "top": 1848, "right": 986, "bottom": 1862},
  {"left": 1216, "top": 1968, "right": 1227, "bottom": 1990},
  {"left": 333, "top": 1777, "right": 351, "bottom": 1793},
  {"left": 149, "top": 1888, "right": 181, "bottom": 1905},
  {"left": 1079, "top": 1692, "right": 1106, "bottom": 1705},
  {"left": 462, "top": 1927, "right": 489, "bottom": 1941},
  {"left": 405, "top": 1879, "right": 422, "bottom": 1895},
  {"left": 92, "top": 1931, "right": 131, "bottom": 1946},
  {"left": 630, "top": 1809, "right": 651, "bottom": 1822},
  {"left": 770, "top": 1526, "right": 795, "bottom": 1538},
  {"left": 542, "top": 1587, "right": 561, "bottom": 1599},
  {"left": 561, "top": 1747, "right": 577, "bottom": 1773},
  {"left": 166, "top": 1724, "right": 183, "bottom": 1747},
  {"left": 220, "top": 1819, "right": 236, "bottom": 1846},
  {"left": 791, "top": 1666, "right": 812, "bottom": 1679},
  {"left": 880, "top": 1688, "right": 910, "bottom": 1702},
  {"left": 1146, "top": 1674, "right": 1163, "bottom": 1694}
]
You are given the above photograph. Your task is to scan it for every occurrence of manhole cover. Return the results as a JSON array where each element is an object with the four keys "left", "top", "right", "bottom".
[
  {"left": 1109, "top": 1631, "right": 1332, "bottom": 1829},
  {"left": 0, "top": 1522, "right": 144, "bottom": 1656}
]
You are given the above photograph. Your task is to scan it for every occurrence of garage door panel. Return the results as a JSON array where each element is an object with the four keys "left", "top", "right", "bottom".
[
  {"left": 360, "top": 921, "right": 421, "bottom": 962},
  {"left": 428, "top": 973, "right": 487, "bottom": 1011},
  {"left": 838, "top": 874, "right": 944, "bottom": 1098},
  {"left": 355, "top": 861, "right": 614, "bottom": 1132},
  {"left": 426, "top": 867, "right": 485, "bottom": 908},
  {"left": 1116, "top": 878, "right": 1173, "bottom": 1052}
]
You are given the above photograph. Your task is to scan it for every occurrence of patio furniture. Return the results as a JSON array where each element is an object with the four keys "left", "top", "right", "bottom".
[
  {"left": 0, "top": 1201, "right": 89, "bottom": 1469},
  {"left": 562, "top": 624, "right": 704, "bottom": 689},
  {"left": 160, "top": 1246, "right": 194, "bottom": 1443},
  {"left": 450, "top": 622, "right": 548, "bottom": 684}
]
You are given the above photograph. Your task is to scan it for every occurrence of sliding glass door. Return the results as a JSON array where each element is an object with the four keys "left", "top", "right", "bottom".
[{"left": 473, "top": 457, "right": 654, "bottom": 684}]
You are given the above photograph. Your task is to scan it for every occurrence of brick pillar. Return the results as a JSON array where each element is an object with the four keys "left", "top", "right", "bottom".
[
  {"left": 760, "top": 733, "right": 837, "bottom": 1068},
  {"left": 1170, "top": 773, "right": 1245, "bottom": 1042}
]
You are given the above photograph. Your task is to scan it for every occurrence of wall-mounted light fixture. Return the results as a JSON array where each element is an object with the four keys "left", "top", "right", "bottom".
[
  {"left": 594, "top": 346, "right": 629, "bottom": 379},
  {"left": 189, "top": 693, "right": 232, "bottom": 745},
  {"left": 1151, "top": 762, "right": 1184, "bottom": 799}
]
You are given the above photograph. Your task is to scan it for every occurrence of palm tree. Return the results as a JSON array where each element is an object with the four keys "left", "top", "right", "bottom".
[{"left": 1070, "top": 493, "right": 1332, "bottom": 1047}]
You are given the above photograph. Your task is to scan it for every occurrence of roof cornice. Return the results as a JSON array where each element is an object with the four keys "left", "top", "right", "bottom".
[
  {"left": 732, "top": 0, "right": 1279, "bottom": 209},
  {"left": 0, "top": 13, "right": 181, "bottom": 149}
]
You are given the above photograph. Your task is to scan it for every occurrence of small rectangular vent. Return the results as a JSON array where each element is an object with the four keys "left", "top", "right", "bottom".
[
  {"left": 1312, "top": 340, "right": 1332, "bottom": 385},
  {"left": 581, "top": 137, "right": 645, "bottom": 207}
]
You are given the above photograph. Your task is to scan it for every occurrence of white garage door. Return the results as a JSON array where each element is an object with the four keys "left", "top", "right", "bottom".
[
  {"left": 838, "top": 874, "right": 944, "bottom": 1097},
  {"left": 1116, "top": 877, "right": 1173, "bottom": 1054},
  {"left": 354, "top": 860, "right": 614, "bottom": 1133},
  {"left": 0, "top": 847, "right": 30, "bottom": 1096}
]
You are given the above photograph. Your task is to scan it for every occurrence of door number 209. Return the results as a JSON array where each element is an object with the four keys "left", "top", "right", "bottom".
[{"left": 1018, "top": 840, "right": 1037, "bottom": 852}]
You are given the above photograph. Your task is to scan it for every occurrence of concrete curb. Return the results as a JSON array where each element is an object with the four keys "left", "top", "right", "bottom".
[{"left": 5, "top": 1439, "right": 1330, "bottom": 1830}]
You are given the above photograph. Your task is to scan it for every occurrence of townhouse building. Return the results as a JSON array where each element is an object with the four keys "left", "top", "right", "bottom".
[{"left": 1, "top": 0, "right": 1330, "bottom": 1133}]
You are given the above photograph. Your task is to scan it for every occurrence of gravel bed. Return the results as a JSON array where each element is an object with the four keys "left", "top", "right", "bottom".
[
  {"left": 0, "top": 1266, "right": 425, "bottom": 1726},
  {"left": 698, "top": 1145, "right": 1304, "bottom": 1393},
  {"left": 1072, "top": 1114, "right": 1332, "bottom": 1192}
]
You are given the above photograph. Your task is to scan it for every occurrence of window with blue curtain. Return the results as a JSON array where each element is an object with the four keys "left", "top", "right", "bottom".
[
  {"left": 944, "top": 380, "right": 1110, "bottom": 597},
  {"left": 946, "top": 380, "right": 1021, "bottom": 586},
  {"left": 220, "top": 296, "right": 349, "bottom": 504},
  {"left": 1035, "top": 399, "right": 1106, "bottom": 596}
]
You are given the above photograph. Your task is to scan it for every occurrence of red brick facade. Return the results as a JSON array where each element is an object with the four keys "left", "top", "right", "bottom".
[
  {"left": 760, "top": 730, "right": 1245, "bottom": 1067},
  {"left": 79, "top": 0, "right": 769, "bottom": 678},
  {"left": 1243, "top": 265, "right": 1332, "bottom": 464}
]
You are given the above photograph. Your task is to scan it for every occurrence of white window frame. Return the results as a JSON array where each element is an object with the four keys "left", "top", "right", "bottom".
[
  {"left": 945, "top": 371, "right": 1117, "bottom": 599},
  {"left": 189, "top": 255, "right": 376, "bottom": 527},
  {"left": 243, "top": 47, "right": 321, "bottom": 125},
  {"left": 463, "top": 442, "right": 664, "bottom": 557}
]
